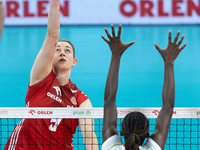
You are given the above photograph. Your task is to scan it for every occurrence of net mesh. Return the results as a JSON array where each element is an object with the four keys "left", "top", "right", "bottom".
[{"left": 0, "top": 107, "right": 200, "bottom": 150}]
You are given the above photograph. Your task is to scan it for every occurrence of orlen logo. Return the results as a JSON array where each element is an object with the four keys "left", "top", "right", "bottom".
[
  {"left": 152, "top": 110, "right": 159, "bottom": 115},
  {"left": 29, "top": 110, "right": 36, "bottom": 115},
  {"left": 152, "top": 110, "right": 177, "bottom": 116},
  {"left": 29, "top": 110, "right": 53, "bottom": 115}
]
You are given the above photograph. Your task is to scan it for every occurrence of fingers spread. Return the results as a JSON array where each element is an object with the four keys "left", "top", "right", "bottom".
[
  {"left": 104, "top": 28, "right": 112, "bottom": 40},
  {"left": 177, "top": 35, "right": 185, "bottom": 47},
  {"left": 168, "top": 30, "right": 172, "bottom": 45},
  {"left": 173, "top": 30, "right": 181, "bottom": 44},
  {"left": 125, "top": 41, "right": 135, "bottom": 49},
  {"left": 111, "top": 24, "right": 115, "bottom": 37},
  {"left": 179, "top": 43, "right": 187, "bottom": 51},
  {"left": 117, "top": 24, "right": 122, "bottom": 39},
  {"left": 154, "top": 43, "right": 161, "bottom": 52},
  {"left": 101, "top": 35, "right": 109, "bottom": 44},
  {"left": 128, "top": 41, "right": 136, "bottom": 47},
  {"left": 176, "top": 43, "right": 187, "bottom": 56}
]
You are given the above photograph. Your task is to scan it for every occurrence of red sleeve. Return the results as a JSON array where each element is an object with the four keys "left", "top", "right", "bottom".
[
  {"left": 76, "top": 89, "right": 89, "bottom": 107},
  {"left": 25, "top": 70, "right": 55, "bottom": 103}
]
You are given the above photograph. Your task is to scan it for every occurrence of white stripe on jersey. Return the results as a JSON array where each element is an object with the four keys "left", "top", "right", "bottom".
[{"left": 8, "top": 119, "right": 25, "bottom": 150}]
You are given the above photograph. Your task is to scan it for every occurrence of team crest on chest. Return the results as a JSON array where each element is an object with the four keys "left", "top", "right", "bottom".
[{"left": 70, "top": 97, "right": 77, "bottom": 105}]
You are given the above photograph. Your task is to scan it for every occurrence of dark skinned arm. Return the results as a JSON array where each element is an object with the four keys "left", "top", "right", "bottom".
[
  {"left": 101, "top": 24, "right": 135, "bottom": 143},
  {"left": 151, "top": 31, "right": 187, "bottom": 150}
]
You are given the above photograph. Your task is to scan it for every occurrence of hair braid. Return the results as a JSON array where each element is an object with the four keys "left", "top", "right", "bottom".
[{"left": 125, "top": 133, "right": 141, "bottom": 150}]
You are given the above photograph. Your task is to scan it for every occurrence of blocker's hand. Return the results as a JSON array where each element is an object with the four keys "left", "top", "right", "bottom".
[{"left": 101, "top": 24, "right": 135, "bottom": 57}]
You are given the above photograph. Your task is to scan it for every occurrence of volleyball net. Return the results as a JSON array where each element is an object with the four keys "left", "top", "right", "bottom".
[{"left": 0, "top": 107, "right": 200, "bottom": 150}]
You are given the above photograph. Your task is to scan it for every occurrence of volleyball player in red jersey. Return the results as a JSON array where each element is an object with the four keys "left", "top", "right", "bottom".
[
  {"left": 4, "top": 0, "right": 98, "bottom": 149},
  {"left": 0, "top": 0, "right": 4, "bottom": 40},
  {"left": 101, "top": 24, "right": 186, "bottom": 150}
]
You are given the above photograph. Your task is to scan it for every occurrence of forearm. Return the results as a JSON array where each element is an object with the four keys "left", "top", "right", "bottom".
[
  {"left": 104, "top": 55, "right": 121, "bottom": 102},
  {"left": 84, "top": 132, "right": 99, "bottom": 150},
  {"left": 80, "top": 118, "right": 99, "bottom": 150},
  {"left": 151, "top": 62, "right": 175, "bottom": 148},
  {"left": 0, "top": 2, "right": 4, "bottom": 38},
  {"left": 47, "top": 0, "right": 60, "bottom": 38},
  {"left": 162, "top": 62, "right": 175, "bottom": 109},
  {"left": 152, "top": 30, "right": 185, "bottom": 149}
]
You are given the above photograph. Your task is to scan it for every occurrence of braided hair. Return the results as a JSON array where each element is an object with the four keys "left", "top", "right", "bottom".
[{"left": 121, "top": 112, "right": 149, "bottom": 150}]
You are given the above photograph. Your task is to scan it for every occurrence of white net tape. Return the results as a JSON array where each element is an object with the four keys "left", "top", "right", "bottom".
[{"left": 0, "top": 107, "right": 200, "bottom": 119}]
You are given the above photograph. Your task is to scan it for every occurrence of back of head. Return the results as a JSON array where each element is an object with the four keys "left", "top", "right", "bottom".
[{"left": 121, "top": 112, "right": 149, "bottom": 150}]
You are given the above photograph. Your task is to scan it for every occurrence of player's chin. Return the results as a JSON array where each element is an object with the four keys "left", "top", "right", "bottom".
[{"left": 59, "top": 64, "right": 72, "bottom": 70}]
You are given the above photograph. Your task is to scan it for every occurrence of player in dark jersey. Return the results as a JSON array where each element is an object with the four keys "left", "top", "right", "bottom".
[
  {"left": 4, "top": 0, "right": 98, "bottom": 149},
  {"left": 0, "top": 0, "right": 4, "bottom": 40},
  {"left": 101, "top": 24, "right": 186, "bottom": 150}
]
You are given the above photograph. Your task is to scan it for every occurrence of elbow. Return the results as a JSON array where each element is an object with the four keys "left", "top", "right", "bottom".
[
  {"left": 168, "top": 95, "right": 175, "bottom": 109},
  {"left": 104, "top": 94, "right": 116, "bottom": 104},
  {"left": 104, "top": 89, "right": 117, "bottom": 102},
  {"left": 163, "top": 101, "right": 174, "bottom": 116}
]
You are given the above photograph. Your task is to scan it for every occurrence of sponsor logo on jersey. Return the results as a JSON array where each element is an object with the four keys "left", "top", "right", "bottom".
[
  {"left": 197, "top": 111, "right": 200, "bottom": 115},
  {"left": 71, "top": 89, "right": 77, "bottom": 93},
  {"left": 47, "top": 86, "right": 62, "bottom": 103},
  {"left": 29, "top": 110, "right": 53, "bottom": 115},
  {"left": 53, "top": 86, "right": 62, "bottom": 96},
  {"left": 47, "top": 92, "right": 62, "bottom": 103}
]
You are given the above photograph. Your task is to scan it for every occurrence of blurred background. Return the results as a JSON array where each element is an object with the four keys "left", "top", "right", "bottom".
[{"left": 0, "top": 0, "right": 200, "bottom": 108}]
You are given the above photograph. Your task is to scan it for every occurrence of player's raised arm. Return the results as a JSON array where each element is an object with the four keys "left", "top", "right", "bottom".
[
  {"left": 0, "top": 1, "right": 4, "bottom": 40},
  {"left": 102, "top": 24, "right": 135, "bottom": 142},
  {"left": 30, "top": 0, "right": 60, "bottom": 86},
  {"left": 151, "top": 31, "right": 187, "bottom": 149}
]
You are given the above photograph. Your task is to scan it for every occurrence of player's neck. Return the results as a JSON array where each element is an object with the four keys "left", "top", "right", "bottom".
[{"left": 54, "top": 69, "right": 71, "bottom": 86}]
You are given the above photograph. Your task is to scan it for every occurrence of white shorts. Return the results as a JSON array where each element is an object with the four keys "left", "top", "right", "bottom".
[{"left": 102, "top": 134, "right": 125, "bottom": 150}]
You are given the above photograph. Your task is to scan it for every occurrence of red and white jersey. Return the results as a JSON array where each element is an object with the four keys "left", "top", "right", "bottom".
[{"left": 4, "top": 70, "right": 89, "bottom": 150}]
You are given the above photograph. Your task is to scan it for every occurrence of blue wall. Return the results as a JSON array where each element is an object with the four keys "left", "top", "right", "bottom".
[{"left": 0, "top": 25, "right": 200, "bottom": 108}]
